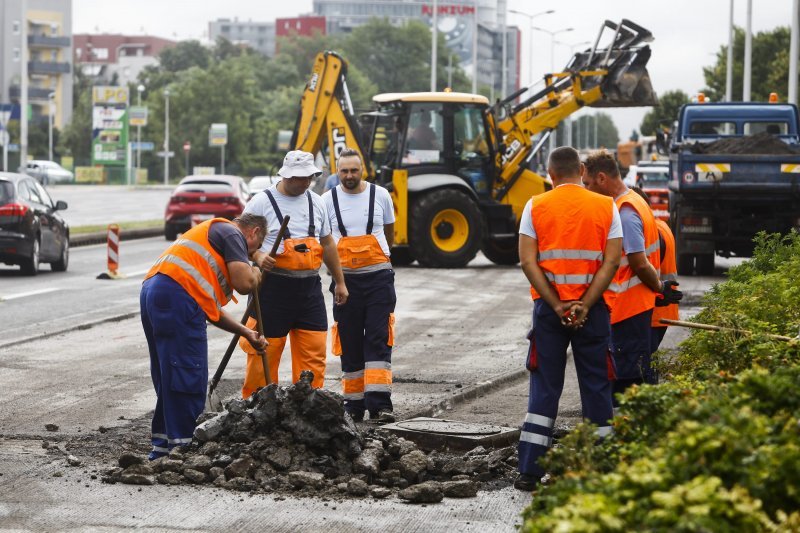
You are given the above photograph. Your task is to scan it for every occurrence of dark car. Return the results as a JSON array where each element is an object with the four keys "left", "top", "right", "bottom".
[
  {"left": 164, "top": 175, "right": 250, "bottom": 240},
  {"left": 0, "top": 172, "right": 69, "bottom": 275}
]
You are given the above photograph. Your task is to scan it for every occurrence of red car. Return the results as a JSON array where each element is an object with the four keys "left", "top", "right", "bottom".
[
  {"left": 636, "top": 164, "right": 670, "bottom": 221},
  {"left": 164, "top": 175, "right": 250, "bottom": 240}
]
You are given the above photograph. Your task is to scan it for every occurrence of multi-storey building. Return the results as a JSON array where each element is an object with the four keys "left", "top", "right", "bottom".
[
  {"left": 0, "top": 0, "right": 72, "bottom": 129},
  {"left": 209, "top": 18, "right": 276, "bottom": 57},
  {"left": 73, "top": 34, "right": 176, "bottom": 86}
]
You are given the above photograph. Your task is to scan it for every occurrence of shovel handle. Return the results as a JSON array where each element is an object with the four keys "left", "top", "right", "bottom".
[
  {"left": 207, "top": 216, "right": 290, "bottom": 397},
  {"left": 659, "top": 318, "right": 795, "bottom": 342}
]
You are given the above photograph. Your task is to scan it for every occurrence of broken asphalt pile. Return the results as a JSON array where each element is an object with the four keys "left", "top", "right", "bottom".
[
  {"left": 689, "top": 131, "right": 800, "bottom": 155},
  {"left": 102, "top": 373, "right": 518, "bottom": 503}
]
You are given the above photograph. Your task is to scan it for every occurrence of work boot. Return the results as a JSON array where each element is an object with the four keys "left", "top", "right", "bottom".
[
  {"left": 370, "top": 410, "right": 396, "bottom": 424},
  {"left": 513, "top": 473, "right": 541, "bottom": 492},
  {"left": 345, "top": 410, "right": 364, "bottom": 423}
]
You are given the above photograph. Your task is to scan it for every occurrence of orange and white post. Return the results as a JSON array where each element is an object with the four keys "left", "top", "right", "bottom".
[{"left": 97, "top": 224, "right": 126, "bottom": 279}]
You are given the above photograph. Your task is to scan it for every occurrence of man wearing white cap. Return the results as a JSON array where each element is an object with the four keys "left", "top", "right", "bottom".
[{"left": 239, "top": 150, "right": 348, "bottom": 396}]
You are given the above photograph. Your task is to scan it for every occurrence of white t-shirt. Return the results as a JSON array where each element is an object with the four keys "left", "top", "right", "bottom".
[
  {"left": 322, "top": 183, "right": 396, "bottom": 256},
  {"left": 243, "top": 185, "right": 330, "bottom": 255},
  {"left": 519, "top": 184, "right": 623, "bottom": 241}
]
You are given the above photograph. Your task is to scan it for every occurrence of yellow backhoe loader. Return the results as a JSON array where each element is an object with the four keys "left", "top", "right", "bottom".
[{"left": 290, "top": 19, "right": 657, "bottom": 267}]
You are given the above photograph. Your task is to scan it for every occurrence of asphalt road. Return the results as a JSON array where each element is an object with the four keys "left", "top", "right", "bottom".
[{"left": 0, "top": 230, "right": 729, "bottom": 531}]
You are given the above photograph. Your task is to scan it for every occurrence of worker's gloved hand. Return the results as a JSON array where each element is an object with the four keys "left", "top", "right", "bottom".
[{"left": 656, "top": 280, "right": 683, "bottom": 307}]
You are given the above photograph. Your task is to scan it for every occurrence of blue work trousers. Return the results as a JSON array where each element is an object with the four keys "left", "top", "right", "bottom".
[
  {"left": 140, "top": 274, "right": 208, "bottom": 460},
  {"left": 332, "top": 269, "right": 396, "bottom": 416},
  {"left": 611, "top": 309, "right": 654, "bottom": 404},
  {"left": 518, "top": 300, "right": 614, "bottom": 478}
]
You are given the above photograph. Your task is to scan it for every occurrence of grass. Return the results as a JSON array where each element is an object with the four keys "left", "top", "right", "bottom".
[{"left": 71, "top": 219, "right": 163, "bottom": 235}]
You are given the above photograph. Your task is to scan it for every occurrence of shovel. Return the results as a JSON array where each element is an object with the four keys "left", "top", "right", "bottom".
[
  {"left": 659, "top": 318, "right": 797, "bottom": 342},
  {"left": 206, "top": 215, "right": 290, "bottom": 411}
]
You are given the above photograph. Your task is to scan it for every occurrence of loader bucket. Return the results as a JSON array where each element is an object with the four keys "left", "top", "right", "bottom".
[{"left": 566, "top": 19, "right": 658, "bottom": 108}]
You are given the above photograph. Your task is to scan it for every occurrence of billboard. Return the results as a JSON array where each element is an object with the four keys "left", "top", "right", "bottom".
[
  {"left": 91, "top": 86, "right": 129, "bottom": 166},
  {"left": 422, "top": 3, "right": 477, "bottom": 74}
]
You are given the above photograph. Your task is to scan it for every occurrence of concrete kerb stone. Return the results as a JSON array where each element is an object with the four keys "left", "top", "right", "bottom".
[
  {"left": 70, "top": 227, "right": 163, "bottom": 247},
  {"left": 0, "top": 311, "right": 140, "bottom": 351}
]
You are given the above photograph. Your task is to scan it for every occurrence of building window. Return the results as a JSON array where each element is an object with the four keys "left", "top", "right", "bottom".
[
  {"left": 221, "top": 25, "right": 229, "bottom": 33},
  {"left": 93, "top": 47, "right": 108, "bottom": 59},
  {"left": 12, "top": 47, "right": 20, "bottom": 61},
  {"left": 13, "top": 20, "right": 20, "bottom": 34}
]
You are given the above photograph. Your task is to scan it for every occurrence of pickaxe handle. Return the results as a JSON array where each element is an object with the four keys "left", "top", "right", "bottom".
[
  {"left": 207, "top": 215, "right": 290, "bottom": 399},
  {"left": 659, "top": 318, "right": 795, "bottom": 342}
]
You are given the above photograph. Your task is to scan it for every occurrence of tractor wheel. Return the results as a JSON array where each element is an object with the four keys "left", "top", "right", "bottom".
[
  {"left": 409, "top": 189, "right": 483, "bottom": 268},
  {"left": 481, "top": 236, "right": 519, "bottom": 265}
]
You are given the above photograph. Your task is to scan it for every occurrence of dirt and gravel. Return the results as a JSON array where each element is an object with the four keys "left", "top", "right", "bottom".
[{"left": 688, "top": 132, "right": 800, "bottom": 155}]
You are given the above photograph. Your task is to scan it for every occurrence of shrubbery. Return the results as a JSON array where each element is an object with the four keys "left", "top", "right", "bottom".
[{"left": 520, "top": 232, "right": 800, "bottom": 531}]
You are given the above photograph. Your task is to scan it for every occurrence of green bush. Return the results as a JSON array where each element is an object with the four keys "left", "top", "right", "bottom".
[{"left": 521, "top": 233, "right": 800, "bottom": 531}]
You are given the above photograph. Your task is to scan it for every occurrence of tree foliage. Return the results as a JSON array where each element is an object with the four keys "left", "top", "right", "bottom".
[
  {"left": 639, "top": 90, "right": 690, "bottom": 136},
  {"left": 703, "top": 26, "right": 798, "bottom": 103}
]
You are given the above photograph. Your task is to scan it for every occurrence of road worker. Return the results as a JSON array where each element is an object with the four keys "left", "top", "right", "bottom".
[
  {"left": 515, "top": 146, "right": 622, "bottom": 491},
  {"left": 630, "top": 187, "right": 680, "bottom": 375},
  {"left": 239, "top": 150, "right": 348, "bottom": 397},
  {"left": 141, "top": 213, "right": 268, "bottom": 460},
  {"left": 322, "top": 148, "right": 397, "bottom": 424},
  {"left": 582, "top": 151, "right": 681, "bottom": 400}
]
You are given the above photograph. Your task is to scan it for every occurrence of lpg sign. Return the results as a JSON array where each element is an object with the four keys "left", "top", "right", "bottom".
[{"left": 92, "top": 86, "right": 129, "bottom": 105}]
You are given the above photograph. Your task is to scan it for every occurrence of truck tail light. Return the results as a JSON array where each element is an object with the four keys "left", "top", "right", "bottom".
[{"left": 681, "top": 216, "right": 712, "bottom": 234}]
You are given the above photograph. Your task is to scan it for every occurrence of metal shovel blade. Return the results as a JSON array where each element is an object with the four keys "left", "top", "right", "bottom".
[{"left": 593, "top": 46, "right": 658, "bottom": 107}]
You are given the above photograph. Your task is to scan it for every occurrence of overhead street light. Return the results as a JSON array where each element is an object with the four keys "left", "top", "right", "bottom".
[
  {"left": 136, "top": 84, "right": 144, "bottom": 170},
  {"left": 531, "top": 26, "right": 574, "bottom": 72},
  {"left": 508, "top": 9, "right": 555, "bottom": 86},
  {"left": 47, "top": 92, "right": 55, "bottom": 162}
]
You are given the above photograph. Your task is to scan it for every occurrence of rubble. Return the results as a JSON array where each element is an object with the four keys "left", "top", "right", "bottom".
[
  {"left": 103, "top": 371, "right": 518, "bottom": 503},
  {"left": 689, "top": 132, "right": 800, "bottom": 155}
]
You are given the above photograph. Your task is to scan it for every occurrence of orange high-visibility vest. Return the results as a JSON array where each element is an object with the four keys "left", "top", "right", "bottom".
[
  {"left": 265, "top": 190, "right": 323, "bottom": 272},
  {"left": 609, "top": 190, "right": 661, "bottom": 324},
  {"left": 331, "top": 183, "right": 390, "bottom": 271},
  {"left": 652, "top": 218, "right": 679, "bottom": 327},
  {"left": 530, "top": 184, "right": 615, "bottom": 306},
  {"left": 145, "top": 218, "right": 236, "bottom": 322}
]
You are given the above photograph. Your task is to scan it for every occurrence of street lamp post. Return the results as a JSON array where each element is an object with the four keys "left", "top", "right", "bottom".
[
  {"left": 47, "top": 92, "right": 55, "bottom": 162},
  {"left": 554, "top": 40, "right": 590, "bottom": 148},
  {"left": 507, "top": 9, "right": 554, "bottom": 87},
  {"left": 136, "top": 84, "right": 144, "bottom": 171},
  {"left": 531, "top": 25, "right": 573, "bottom": 150},
  {"left": 163, "top": 88, "right": 170, "bottom": 186}
]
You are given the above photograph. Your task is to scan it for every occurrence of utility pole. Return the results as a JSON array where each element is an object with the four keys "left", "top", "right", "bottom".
[
  {"left": 163, "top": 89, "right": 170, "bottom": 185},
  {"left": 471, "top": 0, "right": 478, "bottom": 94},
  {"left": 743, "top": 0, "right": 752, "bottom": 101},
  {"left": 790, "top": 0, "right": 799, "bottom": 105},
  {"left": 430, "top": 0, "right": 438, "bottom": 92},
  {"left": 136, "top": 84, "right": 144, "bottom": 170},
  {"left": 501, "top": 3, "right": 506, "bottom": 98},
  {"left": 20, "top": 0, "right": 28, "bottom": 170},
  {"left": 725, "top": 0, "right": 734, "bottom": 102},
  {"left": 47, "top": 92, "right": 55, "bottom": 161}
]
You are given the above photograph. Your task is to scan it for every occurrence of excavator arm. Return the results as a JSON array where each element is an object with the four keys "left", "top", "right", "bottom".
[
  {"left": 291, "top": 51, "right": 372, "bottom": 178},
  {"left": 487, "top": 19, "right": 657, "bottom": 208}
]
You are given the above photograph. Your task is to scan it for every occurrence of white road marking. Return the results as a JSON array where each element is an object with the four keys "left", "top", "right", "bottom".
[
  {"left": 1, "top": 287, "right": 61, "bottom": 301},
  {"left": 125, "top": 269, "right": 150, "bottom": 277}
]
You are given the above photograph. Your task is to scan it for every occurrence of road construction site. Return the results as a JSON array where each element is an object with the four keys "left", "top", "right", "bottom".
[{"left": 0, "top": 187, "right": 720, "bottom": 530}]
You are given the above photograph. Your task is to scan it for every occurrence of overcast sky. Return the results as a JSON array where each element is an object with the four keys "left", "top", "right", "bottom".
[{"left": 73, "top": 0, "right": 795, "bottom": 138}]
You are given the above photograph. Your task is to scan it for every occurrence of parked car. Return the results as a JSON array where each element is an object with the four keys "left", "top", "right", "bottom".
[
  {"left": 164, "top": 175, "right": 250, "bottom": 241},
  {"left": 0, "top": 172, "right": 69, "bottom": 275},
  {"left": 636, "top": 163, "right": 670, "bottom": 221},
  {"left": 24, "top": 160, "right": 74, "bottom": 185},
  {"left": 247, "top": 176, "right": 281, "bottom": 199}
]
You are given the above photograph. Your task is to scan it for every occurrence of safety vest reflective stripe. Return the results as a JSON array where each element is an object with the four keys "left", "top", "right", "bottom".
[
  {"left": 618, "top": 241, "right": 660, "bottom": 267},
  {"left": 596, "top": 426, "right": 613, "bottom": 438},
  {"left": 519, "top": 430, "right": 552, "bottom": 447},
  {"left": 608, "top": 276, "right": 644, "bottom": 294},
  {"left": 538, "top": 249, "right": 604, "bottom": 261},
  {"left": 524, "top": 412, "right": 555, "bottom": 428},
  {"left": 342, "top": 262, "right": 393, "bottom": 274},
  {"left": 343, "top": 370, "right": 365, "bottom": 380},
  {"left": 151, "top": 254, "right": 222, "bottom": 312},
  {"left": 173, "top": 238, "right": 233, "bottom": 300},
  {"left": 271, "top": 267, "right": 320, "bottom": 278},
  {"left": 365, "top": 384, "right": 392, "bottom": 393},
  {"left": 344, "top": 392, "right": 365, "bottom": 400},
  {"left": 545, "top": 272, "right": 595, "bottom": 285},
  {"left": 365, "top": 361, "right": 391, "bottom": 370},
  {"left": 364, "top": 363, "right": 392, "bottom": 385}
]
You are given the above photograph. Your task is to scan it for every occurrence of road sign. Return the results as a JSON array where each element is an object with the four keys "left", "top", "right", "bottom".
[
  {"left": 129, "top": 106, "right": 148, "bottom": 126},
  {"left": 209, "top": 123, "right": 228, "bottom": 147},
  {"left": 156, "top": 151, "right": 175, "bottom": 158},
  {"left": 7, "top": 144, "right": 19, "bottom": 152},
  {"left": 183, "top": 141, "right": 191, "bottom": 152},
  {"left": 130, "top": 141, "right": 154, "bottom": 151}
]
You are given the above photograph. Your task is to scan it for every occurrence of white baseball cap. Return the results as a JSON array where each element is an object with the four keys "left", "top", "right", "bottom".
[{"left": 278, "top": 150, "right": 322, "bottom": 179}]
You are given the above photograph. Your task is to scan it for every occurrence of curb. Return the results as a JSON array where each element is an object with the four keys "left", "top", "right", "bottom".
[
  {"left": 70, "top": 227, "right": 162, "bottom": 247},
  {"left": 0, "top": 310, "right": 140, "bottom": 351},
  {"left": 402, "top": 367, "right": 529, "bottom": 420}
]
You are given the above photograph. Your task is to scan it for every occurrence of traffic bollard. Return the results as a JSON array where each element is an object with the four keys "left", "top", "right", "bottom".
[{"left": 96, "top": 224, "right": 126, "bottom": 280}]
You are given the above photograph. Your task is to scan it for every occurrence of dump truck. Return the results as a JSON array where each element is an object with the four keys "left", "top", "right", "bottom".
[
  {"left": 659, "top": 98, "right": 800, "bottom": 275},
  {"left": 291, "top": 19, "right": 658, "bottom": 267}
]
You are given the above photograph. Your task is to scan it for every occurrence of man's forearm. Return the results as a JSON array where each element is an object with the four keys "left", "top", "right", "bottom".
[
  {"left": 211, "top": 310, "right": 249, "bottom": 337},
  {"left": 523, "top": 262, "right": 563, "bottom": 311},
  {"left": 633, "top": 262, "right": 662, "bottom": 292}
]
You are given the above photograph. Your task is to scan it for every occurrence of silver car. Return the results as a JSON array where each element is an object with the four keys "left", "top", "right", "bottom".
[{"left": 25, "top": 160, "right": 74, "bottom": 185}]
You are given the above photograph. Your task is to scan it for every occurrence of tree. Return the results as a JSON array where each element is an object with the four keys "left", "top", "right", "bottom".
[
  {"left": 639, "top": 90, "right": 690, "bottom": 135},
  {"left": 159, "top": 40, "right": 211, "bottom": 73},
  {"left": 703, "top": 26, "right": 798, "bottom": 103}
]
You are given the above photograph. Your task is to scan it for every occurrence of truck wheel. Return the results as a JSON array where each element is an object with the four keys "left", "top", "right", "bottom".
[
  {"left": 695, "top": 254, "right": 715, "bottom": 276},
  {"left": 165, "top": 223, "right": 178, "bottom": 241},
  {"left": 410, "top": 189, "right": 482, "bottom": 268},
  {"left": 676, "top": 253, "right": 694, "bottom": 276},
  {"left": 481, "top": 236, "right": 519, "bottom": 265},
  {"left": 390, "top": 247, "right": 415, "bottom": 267}
]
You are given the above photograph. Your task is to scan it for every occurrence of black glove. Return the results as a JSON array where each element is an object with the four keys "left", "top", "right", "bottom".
[{"left": 656, "top": 280, "right": 682, "bottom": 307}]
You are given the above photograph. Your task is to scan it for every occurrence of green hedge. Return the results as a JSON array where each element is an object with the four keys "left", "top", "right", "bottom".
[{"left": 520, "top": 232, "right": 800, "bottom": 532}]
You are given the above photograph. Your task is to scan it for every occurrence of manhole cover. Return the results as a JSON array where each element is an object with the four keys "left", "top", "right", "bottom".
[{"left": 395, "top": 419, "right": 503, "bottom": 436}]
